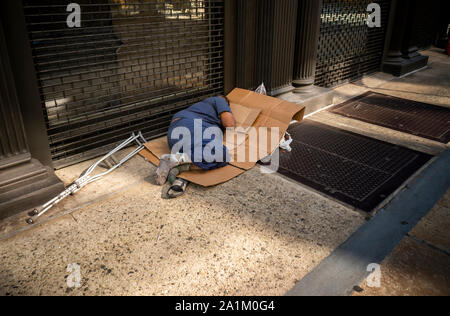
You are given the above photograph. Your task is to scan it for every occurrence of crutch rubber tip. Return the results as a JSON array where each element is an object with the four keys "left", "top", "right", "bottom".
[
  {"left": 26, "top": 218, "right": 35, "bottom": 225},
  {"left": 28, "top": 209, "right": 39, "bottom": 217}
]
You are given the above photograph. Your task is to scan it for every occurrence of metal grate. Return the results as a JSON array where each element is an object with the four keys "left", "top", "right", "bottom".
[
  {"left": 22, "top": 0, "right": 225, "bottom": 168},
  {"left": 278, "top": 120, "right": 431, "bottom": 212},
  {"left": 329, "top": 92, "right": 450, "bottom": 144},
  {"left": 315, "top": 0, "right": 391, "bottom": 87}
]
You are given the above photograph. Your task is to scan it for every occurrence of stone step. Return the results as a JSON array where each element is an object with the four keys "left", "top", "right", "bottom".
[
  {"left": 0, "top": 159, "right": 49, "bottom": 194},
  {"left": 0, "top": 160, "right": 64, "bottom": 220}
]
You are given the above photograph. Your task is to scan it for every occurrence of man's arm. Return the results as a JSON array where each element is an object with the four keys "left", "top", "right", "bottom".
[
  {"left": 221, "top": 112, "right": 236, "bottom": 128},
  {"left": 214, "top": 96, "right": 235, "bottom": 128}
]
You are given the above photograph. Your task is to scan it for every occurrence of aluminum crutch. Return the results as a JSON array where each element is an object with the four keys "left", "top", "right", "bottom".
[{"left": 26, "top": 132, "right": 148, "bottom": 225}]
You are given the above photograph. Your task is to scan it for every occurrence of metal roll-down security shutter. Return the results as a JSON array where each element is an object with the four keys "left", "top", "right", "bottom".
[
  {"left": 315, "top": 0, "right": 391, "bottom": 87},
  {"left": 23, "top": 0, "right": 225, "bottom": 169}
]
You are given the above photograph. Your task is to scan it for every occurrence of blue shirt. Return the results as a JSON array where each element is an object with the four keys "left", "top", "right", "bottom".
[
  {"left": 172, "top": 97, "right": 231, "bottom": 128},
  {"left": 168, "top": 97, "right": 232, "bottom": 170}
]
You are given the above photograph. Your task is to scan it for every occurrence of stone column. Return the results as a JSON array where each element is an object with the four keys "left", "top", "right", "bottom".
[
  {"left": 0, "top": 19, "right": 63, "bottom": 220},
  {"left": 0, "top": 44, "right": 29, "bottom": 167},
  {"left": 292, "top": 0, "right": 323, "bottom": 93},
  {"left": 235, "top": 0, "right": 259, "bottom": 91},
  {"left": 235, "top": 0, "right": 298, "bottom": 96},
  {"left": 255, "top": 0, "right": 298, "bottom": 96},
  {"left": 277, "top": 0, "right": 333, "bottom": 115},
  {"left": 383, "top": 0, "right": 407, "bottom": 67},
  {"left": 383, "top": 0, "right": 428, "bottom": 76},
  {"left": 402, "top": 0, "right": 428, "bottom": 62}
]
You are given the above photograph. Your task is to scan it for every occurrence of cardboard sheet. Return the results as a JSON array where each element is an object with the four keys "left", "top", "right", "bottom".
[
  {"left": 139, "top": 88, "right": 305, "bottom": 187},
  {"left": 139, "top": 145, "right": 245, "bottom": 187},
  {"left": 230, "top": 103, "right": 262, "bottom": 133}
]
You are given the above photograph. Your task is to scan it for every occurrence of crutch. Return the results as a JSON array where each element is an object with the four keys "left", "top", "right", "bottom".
[{"left": 26, "top": 132, "right": 148, "bottom": 225}]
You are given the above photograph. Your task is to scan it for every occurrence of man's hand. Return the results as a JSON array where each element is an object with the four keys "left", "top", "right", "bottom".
[{"left": 221, "top": 112, "right": 236, "bottom": 128}]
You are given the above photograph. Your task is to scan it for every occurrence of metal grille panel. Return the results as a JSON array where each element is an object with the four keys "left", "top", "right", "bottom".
[
  {"left": 315, "top": 0, "right": 391, "bottom": 87},
  {"left": 23, "top": 0, "right": 225, "bottom": 168},
  {"left": 279, "top": 120, "right": 431, "bottom": 212},
  {"left": 329, "top": 92, "right": 450, "bottom": 143}
]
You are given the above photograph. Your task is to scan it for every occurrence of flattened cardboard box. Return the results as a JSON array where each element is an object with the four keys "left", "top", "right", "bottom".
[{"left": 139, "top": 88, "right": 305, "bottom": 187}]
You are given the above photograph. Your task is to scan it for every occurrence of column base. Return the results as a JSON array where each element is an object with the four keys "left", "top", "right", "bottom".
[
  {"left": 278, "top": 85, "right": 334, "bottom": 116},
  {"left": 383, "top": 54, "right": 429, "bottom": 77},
  {"left": 0, "top": 159, "right": 64, "bottom": 220},
  {"left": 269, "top": 84, "right": 295, "bottom": 97},
  {"left": 293, "top": 83, "right": 316, "bottom": 94}
]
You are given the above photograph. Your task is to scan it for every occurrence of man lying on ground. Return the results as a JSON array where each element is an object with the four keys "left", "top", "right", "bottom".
[{"left": 155, "top": 96, "right": 236, "bottom": 186}]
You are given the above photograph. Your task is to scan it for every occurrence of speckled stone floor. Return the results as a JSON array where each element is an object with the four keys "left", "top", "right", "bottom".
[{"left": 0, "top": 166, "right": 365, "bottom": 296}]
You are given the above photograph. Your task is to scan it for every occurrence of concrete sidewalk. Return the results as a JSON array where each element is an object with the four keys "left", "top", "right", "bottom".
[
  {"left": 354, "top": 190, "right": 450, "bottom": 296},
  {"left": 0, "top": 48, "right": 448, "bottom": 296},
  {"left": 0, "top": 165, "right": 365, "bottom": 296}
]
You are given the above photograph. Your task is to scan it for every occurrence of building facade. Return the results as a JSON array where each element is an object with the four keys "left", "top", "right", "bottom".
[{"left": 0, "top": 0, "right": 447, "bottom": 218}]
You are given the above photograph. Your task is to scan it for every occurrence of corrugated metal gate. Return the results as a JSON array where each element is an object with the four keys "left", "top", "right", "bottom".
[
  {"left": 22, "top": 0, "right": 224, "bottom": 168},
  {"left": 315, "top": 0, "right": 391, "bottom": 87}
]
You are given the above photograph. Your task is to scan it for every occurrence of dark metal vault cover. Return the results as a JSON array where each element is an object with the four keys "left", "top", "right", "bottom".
[
  {"left": 278, "top": 120, "right": 431, "bottom": 212},
  {"left": 329, "top": 92, "right": 450, "bottom": 144}
]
